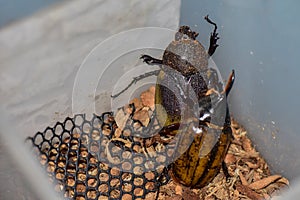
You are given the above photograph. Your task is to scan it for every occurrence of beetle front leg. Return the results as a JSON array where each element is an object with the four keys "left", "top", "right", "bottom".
[
  {"left": 204, "top": 15, "right": 219, "bottom": 56},
  {"left": 140, "top": 54, "right": 163, "bottom": 65}
]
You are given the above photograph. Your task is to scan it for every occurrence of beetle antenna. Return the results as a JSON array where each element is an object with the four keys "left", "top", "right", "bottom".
[{"left": 111, "top": 69, "right": 160, "bottom": 98}]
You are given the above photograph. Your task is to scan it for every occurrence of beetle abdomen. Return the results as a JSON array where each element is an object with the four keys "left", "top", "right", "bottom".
[{"left": 171, "top": 110, "right": 232, "bottom": 188}]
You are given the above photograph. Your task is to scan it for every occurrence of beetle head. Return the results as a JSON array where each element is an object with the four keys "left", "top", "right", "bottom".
[{"left": 175, "top": 26, "right": 199, "bottom": 41}]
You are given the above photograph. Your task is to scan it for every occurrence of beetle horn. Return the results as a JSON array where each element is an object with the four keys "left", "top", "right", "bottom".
[{"left": 224, "top": 70, "right": 235, "bottom": 96}]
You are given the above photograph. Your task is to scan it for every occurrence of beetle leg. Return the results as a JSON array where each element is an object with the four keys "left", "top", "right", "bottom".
[
  {"left": 140, "top": 54, "right": 163, "bottom": 65},
  {"left": 159, "top": 123, "right": 180, "bottom": 136},
  {"left": 149, "top": 133, "right": 174, "bottom": 146},
  {"left": 111, "top": 69, "right": 160, "bottom": 98},
  {"left": 222, "top": 161, "right": 232, "bottom": 181},
  {"left": 141, "top": 123, "right": 180, "bottom": 148},
  {"left": 204, "top": 15, "right": 219, "bottom": 56}
]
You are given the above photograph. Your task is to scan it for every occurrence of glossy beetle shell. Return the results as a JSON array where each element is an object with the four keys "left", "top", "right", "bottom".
[{"left": 170, "top": 109, "right": 232, "bottom": 188}]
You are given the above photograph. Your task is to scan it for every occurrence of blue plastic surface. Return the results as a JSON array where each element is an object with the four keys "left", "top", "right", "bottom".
[{"left": 181, "top": 0, "right": 300, "bottom": 181}]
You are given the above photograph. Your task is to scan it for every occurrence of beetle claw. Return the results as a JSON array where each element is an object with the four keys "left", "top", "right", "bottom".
[{"left": 140, "top": 54, "right": 163, "bottom": 65}]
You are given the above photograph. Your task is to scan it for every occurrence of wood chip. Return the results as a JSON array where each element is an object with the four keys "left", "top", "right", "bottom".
[
  {"left": 277, "top": 177, "right": 289, "bottom": 185},
  {"left": 224, "top": 153, "right": 236, "bottom": 164},
  {"left": 242, "top": 137, "right": 255, "bottom": 153},
  {"left": 239, "top": 171, "right": 249, "bottom": 186},
  {"left": 140, "top": 87, "right": 155, "bottom": 110},
  {"left": 248, "top": 175, "right": 283, "bottom": 190},
  {"left": 115, "top": 108, "right": 130, "bottom": 130},
  {"left": 129, "top": 98, "right": 143, "bottom": 111},
  {"left": 236, "top": 184, "right": 263, "bottom": 200},
  {"left": 175, "top": 185, "right": 182, "bottom": 195},
  {"left": 133, "top": 109, "right": 150, "bottom": 126}
]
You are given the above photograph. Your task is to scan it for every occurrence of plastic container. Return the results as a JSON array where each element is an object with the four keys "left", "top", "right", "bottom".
[{"left": 1, "top": 0, "right": 300, "bottom": 199}]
